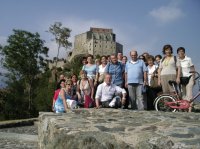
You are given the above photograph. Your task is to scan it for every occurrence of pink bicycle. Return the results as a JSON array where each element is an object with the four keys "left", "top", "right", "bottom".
[{"left": 154, "top": 71, "right": 200, "bottom": 112}]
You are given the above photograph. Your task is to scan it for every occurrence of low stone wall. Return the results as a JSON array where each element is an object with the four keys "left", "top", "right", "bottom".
[
  {"left": 0, "top": 118, "right": 38, "bottom": 129},
  {"left": 38, "top": 109, "right": 200, "bottom": 149}
]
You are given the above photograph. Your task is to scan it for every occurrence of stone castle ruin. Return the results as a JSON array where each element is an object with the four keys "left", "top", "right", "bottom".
[
  {"left": 48, "top": 27, "right": 123, "bottom": 69},
  {"left": 68, "top": 27, "right": 123, "bottom": 61}
]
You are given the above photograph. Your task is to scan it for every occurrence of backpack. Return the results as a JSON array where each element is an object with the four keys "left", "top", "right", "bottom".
[{"left": 149, "top": 65, "right": 160, "bottom": 88}]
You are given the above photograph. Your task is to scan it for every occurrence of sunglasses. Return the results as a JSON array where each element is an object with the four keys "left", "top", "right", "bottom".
[{"left": 66, "top": 84, "right": 72, "bottom": 86}]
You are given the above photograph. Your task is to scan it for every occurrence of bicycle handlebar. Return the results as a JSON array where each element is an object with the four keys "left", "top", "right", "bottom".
[{"left": 189, "top": 71, "right": 200, "bottom": 81}]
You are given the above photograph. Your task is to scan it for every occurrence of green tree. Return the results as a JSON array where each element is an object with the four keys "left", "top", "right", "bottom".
[
  {"left": 0, "top": 29, "right": 49, "bottom": 115},
  {"left": 48, "top": 22, "right": 72, "bottom": 68},
  {"left": 33, "top": 70, "right": 55, "bottom": 112},
  {"left": 69, "top": 55, "right": 84, "bottom": 76},
  {"left": 2, "top": 78, "right": 30, "bottom": 119}
]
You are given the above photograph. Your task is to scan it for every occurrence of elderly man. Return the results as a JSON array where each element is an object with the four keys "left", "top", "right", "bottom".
[
  {"left": 125, "top": 50, "right": 148, "bottom": 110},
  {"left": 95, "top": 73, "right": 126, "bottom": 108}
]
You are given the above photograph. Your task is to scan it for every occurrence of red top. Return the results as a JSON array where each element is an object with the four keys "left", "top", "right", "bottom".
[{"left": 53, "top": 89, "right": 60, "bottom": 101}]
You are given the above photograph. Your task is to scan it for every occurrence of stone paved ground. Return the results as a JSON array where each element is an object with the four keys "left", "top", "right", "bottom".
[
  {"left": 0, "top": 125, "right": 38, "bottom": 149},
  {"left": 39, "top": 110, "right": 200, "bottom": 149},
  {"left": 0, "top": 125, "right": 38, "bottom": 135},
  {"left": 0, "top": 138, "right": 38, "bottom": 149}
]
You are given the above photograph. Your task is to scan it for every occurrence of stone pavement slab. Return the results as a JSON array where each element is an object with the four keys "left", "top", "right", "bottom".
[{"left": 38, "top": 109, "right": 200, "bottom": 149}]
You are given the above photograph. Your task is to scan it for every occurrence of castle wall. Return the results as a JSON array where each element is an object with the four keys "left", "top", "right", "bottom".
[{"left": 69, "top": 27, "right": 123, "bottom": 61}]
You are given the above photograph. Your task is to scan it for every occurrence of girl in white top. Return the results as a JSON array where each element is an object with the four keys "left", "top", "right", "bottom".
[
  {"left": 96, "top": 55, "right": 107, "bottom": 84},
  {"left": 147, "top": 56, "right": 158, "bottom": 86}
]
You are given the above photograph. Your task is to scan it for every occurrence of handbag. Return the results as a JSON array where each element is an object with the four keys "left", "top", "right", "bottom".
[
  {"left": 150, "top": 76, "right": 159, "bottom": 88},
  {"left": 84, "top": 95, "right": 95, "bottom": 108},
  {"left": 180, "top": 76, "right": 191, "bottom": 85},
  {"left": 149, "top": 66, "right": 160, "bottom": 88},
  {"left": 66, "top": 99, "right": 77, "bottom": 109},
  {"left": 98, "top": 74, "right": 105, "bottom": 83}
]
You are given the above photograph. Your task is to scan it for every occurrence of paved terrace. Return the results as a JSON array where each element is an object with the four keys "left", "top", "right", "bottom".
[{"left": 0, "top": 118, "right": 38, "bottom": 149}]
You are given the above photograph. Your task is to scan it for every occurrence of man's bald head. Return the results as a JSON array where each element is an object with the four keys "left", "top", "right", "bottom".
[{"left": 130, "top": 50, "right": 138, "bottom": 61}]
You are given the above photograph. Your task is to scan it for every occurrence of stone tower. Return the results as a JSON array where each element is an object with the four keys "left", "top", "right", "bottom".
[{"left": 69, "top": 27, "right": 123, "bottom": 61}]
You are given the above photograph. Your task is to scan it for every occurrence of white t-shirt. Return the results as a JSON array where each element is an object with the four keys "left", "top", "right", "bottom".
[
  {"left": 147, "top": 65, "right": 157, "bottom": 86},
  {"left": 178, "top": 56, "right": 194, "bottom": 77},
  {"left": 98, "top": 64, "right": 107, "bottom": 75}
]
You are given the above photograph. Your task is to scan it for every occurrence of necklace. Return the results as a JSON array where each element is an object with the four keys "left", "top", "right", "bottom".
[{"left": 164, "top": 57, "right": 172, "bottom": 66}]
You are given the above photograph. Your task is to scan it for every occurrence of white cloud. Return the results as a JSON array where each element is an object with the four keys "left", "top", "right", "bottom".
[{"left": 149, "top": 1, "right": 184, "bottom": 24}]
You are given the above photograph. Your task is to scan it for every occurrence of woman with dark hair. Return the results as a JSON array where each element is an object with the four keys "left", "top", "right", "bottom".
[
  {"left": 71, "top": 74, "right": 78, "bottom": 100},
  {"left": 177, "top": 47, "right": 195, "bottom": 112},
  {"left": 82, "top": 54, "right": 98, "bottom": 81},
  {"left": 158, "top": 44, "right": 181, "bottom": 94},
  {"left": 147, "top": 56, "right": 157, "bottom": 87},
  {"left": 54, "top": 79, "right": 77, "bottom": 113},
  {"left": 146, "top": 55, "right": 160, "bottom": 110},
  {"left": 96, "top": 55, "right": 107, "bottom": 84},
  {"left": 122, "top": 56, "right": 128, "bottom": 64},
  {"left": 82, "top": 57, "right": 87, "bottom": 65},
  {"left": 142, "top": 52, "right": 149, "bottom": 66},
  {"left": 155, "top": 55, "right": 162, "bottom": 66},
  {"left": 52, "top": 79, "right": 66, "bottom": 112}
]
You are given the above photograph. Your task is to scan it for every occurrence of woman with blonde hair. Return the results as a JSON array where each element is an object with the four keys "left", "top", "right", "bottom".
[{"left": 77, "top": 70, "right": 95, "bottom": 108}]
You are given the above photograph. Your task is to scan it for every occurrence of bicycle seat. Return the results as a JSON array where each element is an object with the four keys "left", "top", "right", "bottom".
[{"left": 168, "top": 80, "right": 177, "bottom": 86}]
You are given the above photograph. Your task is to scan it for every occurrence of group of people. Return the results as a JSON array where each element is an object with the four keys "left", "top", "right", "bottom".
[{"left": 52, "top": 44, "right": 196, "bottom": 113}]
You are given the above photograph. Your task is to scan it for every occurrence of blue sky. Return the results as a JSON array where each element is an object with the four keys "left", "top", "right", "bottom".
[{"left": 0, "top": 0, "right": 200, "bottom": 87}]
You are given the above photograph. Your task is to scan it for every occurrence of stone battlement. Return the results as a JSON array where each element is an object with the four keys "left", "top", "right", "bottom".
[{"left": 90, "top": 27, "right": 113, "bottom": 33}]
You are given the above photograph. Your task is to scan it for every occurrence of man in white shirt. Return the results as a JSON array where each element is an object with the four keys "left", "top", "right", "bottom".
[{"left": 95, "top": 73, "right": 126, "bottom": 108}]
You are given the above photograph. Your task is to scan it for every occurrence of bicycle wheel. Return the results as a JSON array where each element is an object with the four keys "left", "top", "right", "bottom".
[{"left": 154, "top": 95, "right": 176, "bottom": 112}]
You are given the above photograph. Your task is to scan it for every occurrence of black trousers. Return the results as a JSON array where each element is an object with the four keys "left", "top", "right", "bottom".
[{"left": 101, "top": 98, "right": 121, "bottom": 108}]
